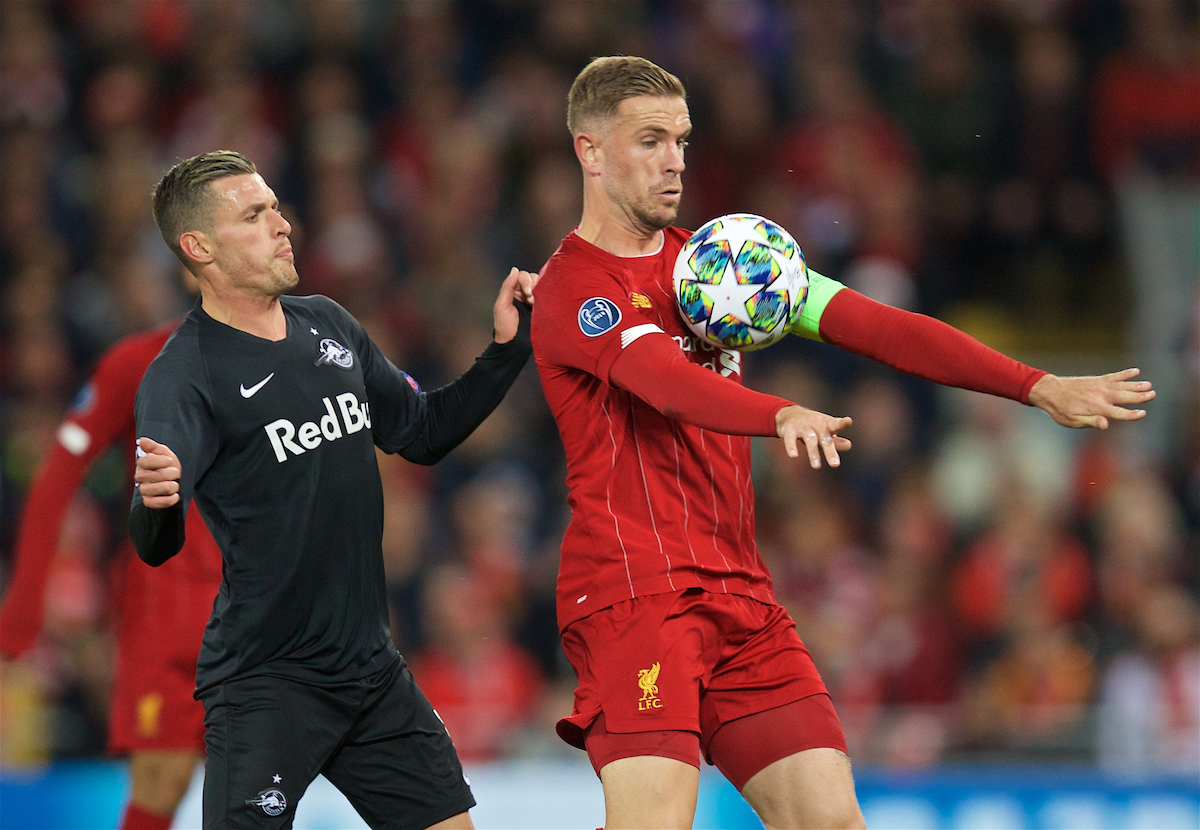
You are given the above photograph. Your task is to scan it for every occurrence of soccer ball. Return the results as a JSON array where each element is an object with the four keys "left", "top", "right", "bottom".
[{"left": 673, "top": 213, "right": 808, "bottom": 351}]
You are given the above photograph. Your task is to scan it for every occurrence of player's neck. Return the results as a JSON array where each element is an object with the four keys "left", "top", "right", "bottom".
[
  {"left": 199, "top": 284, "right": 288, "bottom": 341},
  {"left": 577, "top": 204, "right": 665, "bottom": 257}
]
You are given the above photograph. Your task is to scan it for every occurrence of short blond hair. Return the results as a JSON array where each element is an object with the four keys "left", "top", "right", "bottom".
[
  {"left": 153, "top": 150, "right": 257, "bottom": 268},
  {"left": 567, "top": 56, "right": 686, "bottom": 136}
]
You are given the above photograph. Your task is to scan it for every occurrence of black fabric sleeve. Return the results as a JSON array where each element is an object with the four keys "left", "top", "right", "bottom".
[
  {"left": 130, "top": 500, "right": 187, "bottom": 566},
  {"left": 128, "top": 328, "right": 217, "bottom": 566},
  {"left": 399, "top": 302, "right": 532, "bottom": 465}
]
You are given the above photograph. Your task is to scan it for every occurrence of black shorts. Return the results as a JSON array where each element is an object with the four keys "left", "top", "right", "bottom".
[{"left": 200, "top": 662, "right": 475, "bottom": 829}]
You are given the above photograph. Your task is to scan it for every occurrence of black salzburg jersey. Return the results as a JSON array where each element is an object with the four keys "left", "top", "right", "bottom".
[{"left": 131, "top": 295, "right": 529, "bottom": 694}]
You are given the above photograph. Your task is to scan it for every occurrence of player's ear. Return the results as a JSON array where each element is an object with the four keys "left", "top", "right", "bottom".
[
  {"left": 575, "top": 132, "right": 603, "bottom": 174},
  {"left": 179, "top": 231, "right": 215, "bottom": 266}
]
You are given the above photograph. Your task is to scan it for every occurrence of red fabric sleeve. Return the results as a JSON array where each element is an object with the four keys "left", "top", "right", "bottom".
[
  {"left": 0, "top": 327, "right": 170, "bottom": 657},
  {"left": 0, "top": 443, "right": 94, "bottom": 657},
  {"left": 818, "top": 289, "right": 1046, "bottom": 404},
  {"left": 609, "top": 332, "right": 792, "bottom": 436}
]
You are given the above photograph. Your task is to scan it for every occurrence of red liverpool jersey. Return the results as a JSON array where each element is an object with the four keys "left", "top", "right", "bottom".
[
  {"left": 533, "top": 229, "right": 794, "bottom": 630},
  {"left": 0, "top": 322, "right": 223, "bottom": 658}
]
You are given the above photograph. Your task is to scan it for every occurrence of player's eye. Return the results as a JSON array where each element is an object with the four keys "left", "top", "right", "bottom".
[{"left": 678, "top": 140, "right": 689, "bottom": 150}]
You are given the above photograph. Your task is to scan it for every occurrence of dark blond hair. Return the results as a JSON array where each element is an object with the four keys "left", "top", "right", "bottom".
[
  {"left": 567, "top": 56, "right": 686, "bottom": 136},
  {"left": 152, "top": 150, "right": 257, "bottom": 267}
]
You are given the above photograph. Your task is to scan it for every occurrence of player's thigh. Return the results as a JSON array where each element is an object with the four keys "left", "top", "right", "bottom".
[
  {"left": 201, "top": 675, "right": 354, "bottom": 830},
  {"left": 741, "top": 747, "right": 864, "bottom": 830},
  {"left": 699, "top": 598, "right": 829, "bottom": 749},
  {"left": 323, "top": 664, "right": 475, "bottom": 830},
  {"left": 598, "top": 754, "right": 699, "bottom": 830},
  {"left": 128, "top": 749, "right": 201, "bottom": 815}
]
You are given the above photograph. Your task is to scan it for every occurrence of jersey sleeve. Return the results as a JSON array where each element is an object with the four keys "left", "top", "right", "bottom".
[
  {"left": 609, "top": 334, "right": 793, "bottom": 435},
  {"left": 0, "top": 331, "right": 164, "bottom": 657},
  {"left": 788, "top": 269, "right": 846, "bottom": 342},
  {"left": 533, "top": 263, "right": 651, "bottom": 384},
  {"left": 130, "top": 339, "right": 219, "bottom": 566},
  {"left": 816, "top": 287, "right": 1046, "bottom": 403}
]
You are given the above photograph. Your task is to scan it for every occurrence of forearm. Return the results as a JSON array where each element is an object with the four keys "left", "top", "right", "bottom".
[
  {"left": 818, "top": 289, "right": 1045, "bottom": 402},
  {"left": 400, "top": 307, "right": 532, "bottom": 464},
  {"left": 129, "top": 501, "right": 186, "bottom": 566},
  {"left": 609, "top": 335, "right": 790, "bottom": 435}
]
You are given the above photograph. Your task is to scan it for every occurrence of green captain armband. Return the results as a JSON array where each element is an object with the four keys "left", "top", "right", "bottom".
[{"left": 789, "top": 269, "right": 846, "bottom": 342}]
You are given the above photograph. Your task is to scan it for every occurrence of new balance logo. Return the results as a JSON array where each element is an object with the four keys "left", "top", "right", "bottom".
[
  {"left": 264, "top": 393, "right": 371, "bottom": 463},
  {"left": 240, "top": 372, "right": 275, "bottom": 398}
]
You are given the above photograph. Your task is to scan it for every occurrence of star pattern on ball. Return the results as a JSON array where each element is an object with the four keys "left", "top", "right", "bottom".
[{"left": 695, "top": 266, "right": 766, "bottom": 326}]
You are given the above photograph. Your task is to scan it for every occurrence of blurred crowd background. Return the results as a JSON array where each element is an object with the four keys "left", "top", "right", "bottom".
[{"left": 0, "top": 0, "right": 1196, "bottom": 776}]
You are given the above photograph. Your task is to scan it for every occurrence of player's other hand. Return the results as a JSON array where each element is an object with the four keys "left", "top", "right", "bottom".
[
  {"left": 494, "top": 267, "right": 539, "bottom": 344},
  {"left": 135, "top": 437, "right": 182, "bottom": 508},
  {"left": 775, "top": 406, "right": 853, "bottom": 469},
  {"left": 1028, "top": 368, "right": 1154, "bottom": 429}
]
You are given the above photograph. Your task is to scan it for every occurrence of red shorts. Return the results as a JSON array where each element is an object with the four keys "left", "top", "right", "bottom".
[
  {"left": 107, "top": 551, "right": 217, "bottom": 754},
  {"left": 557, "top": 589, "right": 840, "bottom": 780}
]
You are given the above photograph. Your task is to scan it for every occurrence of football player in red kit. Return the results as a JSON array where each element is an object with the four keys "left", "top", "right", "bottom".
[
  {"left": 532, "top": 56, "right": 1155, "bottom": 829},
  {"left": 0, "top": 320, "right": 223, "bottom": 830}
]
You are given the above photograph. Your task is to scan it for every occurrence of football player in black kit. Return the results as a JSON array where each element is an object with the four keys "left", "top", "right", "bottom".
[{"left": 130, "top": 150, "right": 536, "bottom": 830}]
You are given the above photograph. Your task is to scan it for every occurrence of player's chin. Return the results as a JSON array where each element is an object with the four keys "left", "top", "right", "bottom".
[
  {"left": 641, "top": 204, "right": 678, "bottom": 230},
  {"left": 277, "top": 266, "right": 300, "bottom": 292}
]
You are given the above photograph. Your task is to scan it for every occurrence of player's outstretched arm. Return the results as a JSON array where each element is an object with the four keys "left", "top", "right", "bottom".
[
  {"left": 494, "top": 267, "right": 539, "bottom": 344},
  {"left": 1026, "top": 368, "right": 1154, "bottom": 429},
  {"left": 774, "top": 406, "right": 853, "bottom": 469}
]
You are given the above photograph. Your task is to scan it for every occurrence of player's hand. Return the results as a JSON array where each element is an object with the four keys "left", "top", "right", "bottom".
[
  {"left": 134, "top": 437, "right": 182, "bottom": 508},
  {"left": 1027, "top": 368, "right": 1154, "bottom": 429},
  {"left": 494, "top": 267, "right": 539, "bottom": 344},
  {"left": 775, "top": 406, "right": 853, "bottom": 469}
]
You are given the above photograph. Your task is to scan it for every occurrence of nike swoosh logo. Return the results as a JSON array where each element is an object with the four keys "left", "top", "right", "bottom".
[{"left": 239, "top": 373, "right": 275, "bottom": 398}]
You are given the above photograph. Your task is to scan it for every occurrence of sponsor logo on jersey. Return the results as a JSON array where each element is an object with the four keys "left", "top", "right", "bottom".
[
  {"left": 671, "top": 335, "right": 741, "bottom": 377},
  {"left": 578, "top": 297, "right": 621, "bottom": 337},
  {"left": 630, "top": 292, "right": 652, "bottom": 309},
  {"left": 315, "top": 338, "right": 354, "bottom": 369},
  {"left": 402, "top": 371, "right": 420, "bottom": 393},
  {"left": 264, "top": 393, "right": 371, "bottom": 463},
  {"left": 637, "top": 661, "right": 662, "bottom": 711},
  {"left": 246, "top": 788, "right": 287, "bottom": 816},
  {"left": 240, "top": 372, "right": 275, "bottom": 398}
]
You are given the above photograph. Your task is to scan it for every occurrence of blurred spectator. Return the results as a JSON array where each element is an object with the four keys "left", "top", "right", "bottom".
[
  {"left": 839, "top": 472, "right": 961, "bottom": 768},
  {"left": 676, "top": 60, "right": 779, "bottom": 228},
  {"left": 960, "top": 608, "right": 1096, "bottom": 757},
  {"left": 876, "top": 0, "right": 1007, "bottom": 310},
  {"left": 776, "top": 53, "right": 921, "bottom": 308},
  {"left": 839, "top": 373, "right": 919, "bottom": 520},
  {"left": 930, "top": 387, "right": 1073, "bottom": 536},
  {"left": 1097, "top": 583, "right": 1200, "bottom": 773},
  {"left": 1091, "top": 0, "right": 1200, "bottom": 462},
  {"left": 1092, "top": 469, "right": 1190, "bottom": 654},
  {"left": 951, "top": 484, "right": 1093, "bottom": 666},
  {"left": 409, "top": 563, "right": 545, "bottom": 762}
]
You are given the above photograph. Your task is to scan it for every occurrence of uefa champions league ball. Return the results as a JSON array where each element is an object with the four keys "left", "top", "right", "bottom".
[{"left": 672, "top": 213, "right": 808, "bottom": 351}]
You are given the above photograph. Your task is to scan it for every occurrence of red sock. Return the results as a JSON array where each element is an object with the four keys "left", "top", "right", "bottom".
[{"left": 120, "top": 804, "right": 173, "bottom": 830}]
